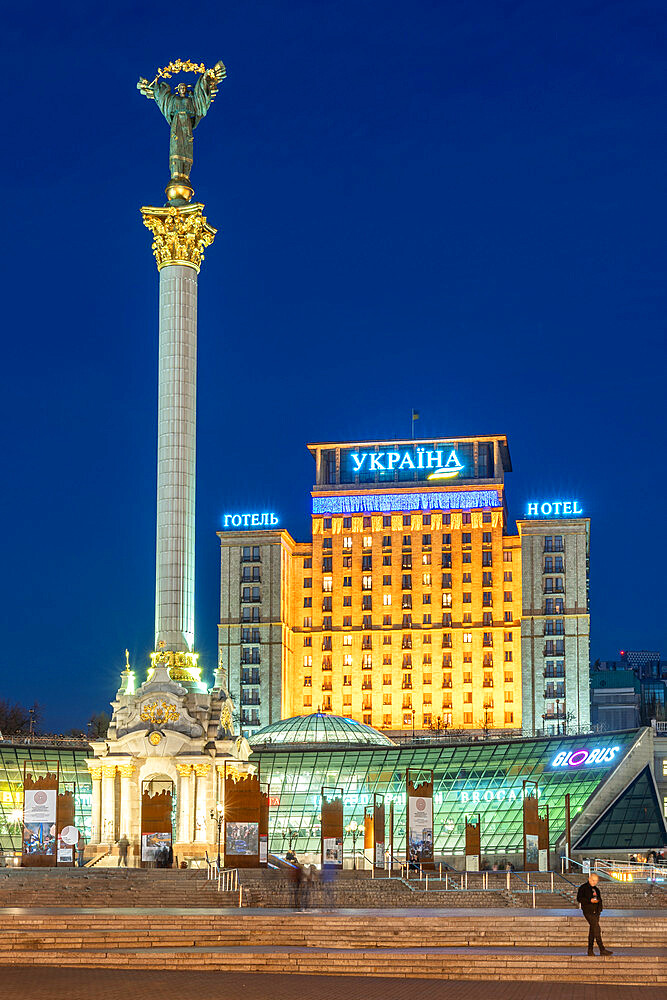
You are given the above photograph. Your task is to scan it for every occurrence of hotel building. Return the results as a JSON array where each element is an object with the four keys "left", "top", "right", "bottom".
[{"left": 217, "top": 435, "right": 591, "bottom": 739}]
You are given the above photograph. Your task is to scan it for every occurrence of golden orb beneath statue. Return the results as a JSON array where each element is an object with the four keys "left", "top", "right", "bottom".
[{"left": 165, "top": 179, "right": 194, "bottom": 206}]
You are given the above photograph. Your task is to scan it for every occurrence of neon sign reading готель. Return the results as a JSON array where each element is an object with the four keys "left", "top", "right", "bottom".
[
  {"left": 222, "top": 512, "right": 279, "bottom": 529},
  {"left": 550, "top": 746, "right": 620, "bottom": 769}
]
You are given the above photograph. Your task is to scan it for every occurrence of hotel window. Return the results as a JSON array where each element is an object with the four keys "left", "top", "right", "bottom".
[
  {"left": 323, "top": 616, "right": 332, "bottom": 629},
  {"left": 343, "top": 595, "right": 352, "bottom": 607},
  {"left": 363, "top": 614, "right": 372, "bottom": 627},
  {"left": 422, "top": 553, "right": 431, "bottom": 565},
  {"left": 422, "top": 572, "right": 432, "bottom": 586},
  {"left": 443, "top": 612, "right": 452, "bottom": 626},
  {"left": 402, "top": 574, "right": 412, "bottom": 589},
  {"left": 441, "top": 552, "right": 452, "bottom": 569},
  {"left": 504, "top": 650, "right": 513, "bottom": 661},
  {"left": 323, "top": 696, "right": 332, "bottom": 710},
  {"left": 383, "top": 556, "right": 392, "bottom": 566},
  {"left": 554, "top": 555, "right": 564, "bottom": 573},
  {"left": 504, "top": 691, "right": 513, "bottom": 702},
  {"left": 442, "top": 593, "right": 452, "bottom": 608},
  {"left": 343, "top": 675, "right": 352, "bottom": 686},
  {"left": 402, "top": 535, "right": 411, "bottom": 546},
  {"left": 422, "top": 534, "right": 431, "bottom": 546},
  {"left": 402, "top": 614, "right": 412, "bottom": 627},
  {"left": 462, "top": 513, "right": 471, "bottom": 525},
  {"left": 463, "top": 671, "right": 472, "bottom": 684},
  {"left": 383, "top": 575, "right": 392, "bottom": 587},
  {"left": 483, "top": 633, "right": 493, "bottom": 647},
  {"left": 483, "top": 592, "right": 492, "bottom": 606},
  {"left": 322, "top": 557, "right": 332, "bottom": 572},
  {"left": 383, "top": 635, "right": 392, "bottom": 644},
  {"left": 343, "top": 577, "right": 352, "bottom": 587},
  {"left": 544, "top": 556, "right": 553, "bottom": 572},
  {"left": 343, "top": 694, "right": 352, "bottom": 706},
  {"left": 322, "top": 656, "right": 332, "bottom": 671},
  {"left": 423, "top": 514, "right": 431, "bottom": 525},
  {"left": 462, "top": 552, "right": 471, "bottom": 563},
  {"left": 442, "top": 672, "right": 452, "bottom": 688},
  {"left": 303, "top": 676, "right": 312, "bottom": 687},
  {"left": 343, "top": 654, "right": 352, "bottom": 666},
  {"left": 462, "top": 573, "right": 471, "bottom": 583},
  {"left": 382, "top": 654, "right": 392, "bottom": 665},
  {"left": 343, "top": 517, "right": 352, "bottom": 530},
  {"left": 362, "top": 681, "right": 372, "bottom": 694},
  {"left": 402, "top": 674, "right": 412, "bottom": 689},
  {"left": 423, "top": 633, "right": 432, "bottom": 644},
  {"left": 482, "top": 532, "right": 492, "bottom": 544},
  {"left": 483, "top": 653, "right": 493, "bottom": 667},
  {"left": 322, "top": 537, "right": 332, "bottom": 549},
  {"left": 462, "top": 533, "right": 471, "bottom": 545},
  {"left": 303, "top": 636, "right": 312, "bottom": 647},
  {"left": 362, "top": 575, "right": 372, "bottom": 590},
  {"left": 303, "top": 616, "right": 312, "bottom": 626},
  {"left": 363, "top": 516, "right": 372, "bottom": 529},
  {"left": 343, "top": 536, "right": 352, "bottom": 549},
  {"left": 303, "top": 577, "right": 312, "bottom": 588},
  {"left": 463, "top": 633, "right": 472, "bottom": 643},
  {"left": 381, "top": 593, "right": 392, "bottom": 606},
  {"left": 303, "top": 655, "right": 312, "bottom": 667},
  {"left": 443, "top": 633, "right": 452, "bottom": 648},
  {"left": 322, "top": 519, "right": 332, "bottom": 531},
  {"left": 343, "top": 616, "right": 352, "bottom": 626},
  {"left": 442, "top": 573, "right": 452, "bottom": 588},
  {"left": 443, "top": 653, "right": 452, "bottom": 667},
  {"left": 322, "top": 635, "right": 332, "bottom": 649},
  {"left": 383, "top": 615, "right": 392, "bottom": 625},
  {"left": 402, "top": 712, "right": 413, "bottom": 725},
  {"left": 362, "top": 555, "right": 372, "bottom": 571},
  {"left": 303, "top": 695, "right": 312, "bottom": 707},
  {"left": 504, "top": 571, "right": 512, "bottom": 582},
  {"left": 402, "top": 594, "right": 412, "bottom": 609},
  {"left": 463, "top": 692, "right": 472, "bottom": 703},
  {"left": 382, "top": 713, "right": 392, "bottom": 727},
  {"left": 463, "top": 712, "right": 473, "bottom": 724},
  {"left": 403, "top": 515, "right": 411, "bottom": 527},
  {"left": 422, "top": 594, "right": 431, "bottom": 605},
  {"left": 544, "top": 536, "right": 554, "bottom": 552},
  {"left": 483, "top": 673, "right": 493, "bottom": 687},
  {"left": 504, "top": 631, "right": 513, "bottom": 642},
  {"left": 502, "top": 611, "right": 511, "bottom": 622},
  {"left": 422, "top": 613, "right": 431, "bottom": 624},
  {"left": 383, "top": 674, "right": 392, "bottom": 685},
  {"left": 504, "top": 672, "right": 513, "bottom": 683},
  {"left": 304, "top": 557, "right": 312, "bottom": 568},
  {"left": 342, "top": 556, "right": 352, "bottom": 568},
  {"left": 383, "top": 516, "right": 392, "bottom": 528},
  {"left": 362, "top": 596, "right": 372, "bottom": 610},
  {"left": 482, "top": 552, "right": 492, "bottom": 566},
  {"left": 482, "top": 572, "right": 492, "bottom": 586},
  {"left": 362, "top": 635, "right": 372, "bottom": 649},
  {"left": 383, "top": 536, "right": 392, "bottom": 549},
  {"left": 363, "top": 535, "right": 372, "bottom": 548},
  {"left": 554, "top": 535, "right": 564, "bottom": 551},
  {"left": 483, "top": 612, "right": 493, "bottom": 625},
  {"left": 442, "top": 533, "right": 451, "bottom": 546},
  {"left": 463, "top": 593, "right": 472, "bottom": 604},
  {"left": 402, "top": 553, "right": 412, "bottom": 569},
  {"left": 343, "top": 634, "right": 352, "bottom": 645},
  {"left": 322, "top": 577, "right": 333, "bottom": 592},
  {"left": 503, "top": 551, "right": 512, "bottom": 562},
  {"left": 504, "top": 712, "right": 514, "bottom": 724},
  {"left": 463, "top": 613, "right": 472, "bottom": 623},
  {"left": 402, "top": 653, "right": 412, "bottom": 667}
]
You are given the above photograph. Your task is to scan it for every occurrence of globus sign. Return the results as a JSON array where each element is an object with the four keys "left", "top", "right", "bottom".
[{"left": 550, "top": 746, "right": 621, "bottom": 769}]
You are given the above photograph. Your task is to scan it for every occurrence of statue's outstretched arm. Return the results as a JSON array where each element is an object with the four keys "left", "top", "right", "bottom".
[{"left": 137, "top": 77, "right": 155, "bottom": 100}]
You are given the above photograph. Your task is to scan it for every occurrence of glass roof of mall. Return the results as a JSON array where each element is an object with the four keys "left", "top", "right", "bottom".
[{"left": 249, "top": 713, "right": 395, "bottom": 747}]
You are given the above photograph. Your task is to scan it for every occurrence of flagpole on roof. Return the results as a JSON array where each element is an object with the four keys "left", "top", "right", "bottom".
[{"left": 411, "top": 408, "right": 420, "bottom": 440}]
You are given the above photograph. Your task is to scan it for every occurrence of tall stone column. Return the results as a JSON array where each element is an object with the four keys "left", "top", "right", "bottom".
[
  {"left": 88, "top": 764, "right": 102, "bottom": 845},
  {"left": 141, "top": 203, "right": 216, "bottom": 654},
  {"left": 193, "top": 762, "right": 211, "bottom": 843},
  {"left": 101, "top": 765, "right": 117, "bottom": 844},
  {"left": 118, "top": 763, "right": 135, "bottom": 843},
  {"left": 176, "top": 764, "right": 193, "bottom": 843}
]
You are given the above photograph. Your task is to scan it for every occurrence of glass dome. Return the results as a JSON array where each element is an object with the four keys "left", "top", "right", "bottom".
[{"left": 248, "top": 713, "right": 395, "bottom": 747}]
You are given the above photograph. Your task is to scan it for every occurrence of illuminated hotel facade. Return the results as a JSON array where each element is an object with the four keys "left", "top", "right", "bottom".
[{"left": 217, "top": 435, "right": 591, "bottom": 739}]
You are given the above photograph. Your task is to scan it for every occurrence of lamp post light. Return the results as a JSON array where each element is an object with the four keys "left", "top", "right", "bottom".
[
  {"left": 345, "top": 820, "right": 359, "bottom": 870},
  {"left": 411, "top": 709, "right": 415, "bottom": 741},
  {"left": 209, "top": 802, "right": 224, "bottom": 870}
]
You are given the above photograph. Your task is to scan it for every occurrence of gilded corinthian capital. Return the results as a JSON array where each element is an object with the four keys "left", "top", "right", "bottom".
[{"left": 141, "top": 203, "right": 216, "bottom": 272}]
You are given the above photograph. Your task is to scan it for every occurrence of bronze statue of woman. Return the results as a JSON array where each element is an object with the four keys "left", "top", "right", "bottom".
[{"left": 138, "top": 61, "right": 225, "bottom": 204}]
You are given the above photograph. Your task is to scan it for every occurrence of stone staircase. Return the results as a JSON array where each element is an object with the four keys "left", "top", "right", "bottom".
[
  {"left": 0, "top": 869, "right": 237, "bottom": 908},
  {"left": 0, "top": 909, "right": 664, "bottom": 985}
]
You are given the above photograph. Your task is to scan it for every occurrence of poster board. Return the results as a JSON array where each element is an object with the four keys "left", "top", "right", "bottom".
[
  {"left": 224, "top": 762, "right": 261, "bottom": 868},
  {"left": 407, "top": 769, "right": 434, "bottom": 870},
  {"left": 321, "top": 787, "right": 343, "bottom": 869},
  {"left": 373, "top": 794, "right": 385, "bottom": 871},
  {"left": 141, "top": 787, "right": 172, "bottom": 866},
  {"left": 465, "top": 814, "right": 481, "bottom": 872},
  {"left": 22, "top": 771, "right": 59, "bottom": 868}
]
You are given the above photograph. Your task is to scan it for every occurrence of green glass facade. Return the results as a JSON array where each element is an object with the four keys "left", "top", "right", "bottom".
[
  {"left": 0, "top": 743, "right": 92, "bottom": 854},
  {"left": 574, "top": 766, "right": 666, "bottom": 852},
  {"left": 252, "top": 729, "right": 646, "bottom": 857}
]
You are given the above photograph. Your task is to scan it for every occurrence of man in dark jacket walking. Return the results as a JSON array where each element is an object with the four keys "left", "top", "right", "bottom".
[{"left": 576, "top": 873, "right": 613, "bottom": 956}]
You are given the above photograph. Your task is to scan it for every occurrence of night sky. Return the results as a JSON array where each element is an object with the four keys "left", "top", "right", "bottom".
[{"left": 4, "top": 1, "right": 665, "bottom": 732}]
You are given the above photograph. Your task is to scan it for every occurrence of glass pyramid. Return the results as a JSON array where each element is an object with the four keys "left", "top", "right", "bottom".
[{"left": 574, "top": 765, "right": 667, "bottom": 852}]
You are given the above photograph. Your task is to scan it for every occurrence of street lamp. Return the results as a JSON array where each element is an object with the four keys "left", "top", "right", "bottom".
[
  {"left": 209, "top": 802, "right": 224, "bottom": 870},
  {"left": 345, "top": 820, "right": 359, "bottom": 870}
]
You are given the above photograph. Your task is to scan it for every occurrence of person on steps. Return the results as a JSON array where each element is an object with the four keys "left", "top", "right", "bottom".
[
  {"left": 117, "top": 834, "right": 130, "bottom": 867},
  {"left": 576, "top": 872, "right": 613, "bottom": 956}
]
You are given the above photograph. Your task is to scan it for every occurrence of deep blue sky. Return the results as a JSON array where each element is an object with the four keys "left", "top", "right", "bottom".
[{"left": 3, "top": 1, "right": 665, "bottom": 731}]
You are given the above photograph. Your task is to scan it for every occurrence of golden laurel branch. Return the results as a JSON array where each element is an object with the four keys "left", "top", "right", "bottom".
[{"left": 139, "top": 59, "right": 226, "bottom": 101}]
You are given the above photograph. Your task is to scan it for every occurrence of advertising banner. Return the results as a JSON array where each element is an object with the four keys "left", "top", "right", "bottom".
[
  {"left": 141, "top": 831, "right": 171, "bottom": 862},
  {"left": 538, "top": 849, "right": 549, "bottom": 872},
  {"left": 525, "top": 833, "right": 539, "bottom": 867},
  {"left": 259, "top": 833, "right": 268, "bottom": 864},
  {"left": 465, "top": 854, "right": 480, "bottom": 872},
  {"left": 23, "top": 788, "right": 57, "bottom": 860},
  {"left": 375, "top": 841, "right": 385, "bottom": 868},
  {"left": 225, "top": 821, "right": 259, "bottom": 856}
]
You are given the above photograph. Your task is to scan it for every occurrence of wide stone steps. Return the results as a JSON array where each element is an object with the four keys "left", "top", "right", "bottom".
[{"left": 1, "top": 944, "right": 664, "bottom": 984}]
